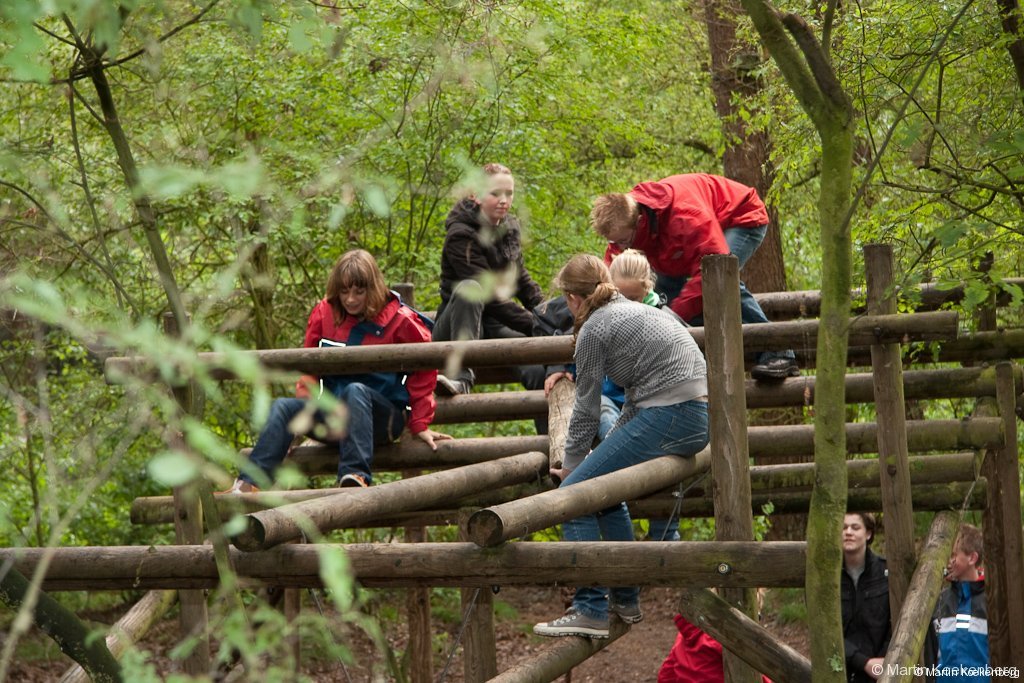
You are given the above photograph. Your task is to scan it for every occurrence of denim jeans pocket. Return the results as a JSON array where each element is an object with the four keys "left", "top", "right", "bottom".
[{"left": 658, "top": 404, "right": 709, "bottom": 456}]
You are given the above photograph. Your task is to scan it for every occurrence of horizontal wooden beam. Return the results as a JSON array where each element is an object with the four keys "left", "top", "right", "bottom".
[
  {"left": 235, "top": 418, "right": 999, "bottom": 479},
  {"left": 131, "top": 451, "right": 982, "bottom": 528},
  {"left": 0, "top": 541, "right": 807, "bottom": 591},
  {"left": 267, "top": 434, "right": 549, "bottom": 472},
  {"left": 104, "top": 312, "right": 957, "bottom": 383},
  {"left": 754, "top": 278, "right": 1024, "bottom": 320}
]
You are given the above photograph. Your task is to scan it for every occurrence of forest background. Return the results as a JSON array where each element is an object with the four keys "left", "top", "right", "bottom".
[{"left": 1, "top": 0, "right": 1023, "bottom": 680}]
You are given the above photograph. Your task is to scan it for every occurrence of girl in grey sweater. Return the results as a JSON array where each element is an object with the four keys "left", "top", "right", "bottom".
[{"left": 534, "top": 254, "right": 709, "bottom": 639}]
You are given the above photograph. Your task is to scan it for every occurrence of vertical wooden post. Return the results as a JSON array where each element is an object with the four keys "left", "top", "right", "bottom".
[
  {"left": 458, "top": 509, "right": 497, "bottom": 682},
  {"left": 393, "top": 282, "right": 434, "bottom": 683},
  {"left": 980, "top": 362, "right": 1024, "bottom": 668},
  {"left": 162, "top": 313, "right": 210, "bottom": 676},
  {"left": 702, "top": 255, "right": 761, "bottom": 683},
  {"left": 547, "top": 377, "right": 576, "bottom": 476},
  {"left": 864, "top": 244, "right": 915, "bottom": 623}
]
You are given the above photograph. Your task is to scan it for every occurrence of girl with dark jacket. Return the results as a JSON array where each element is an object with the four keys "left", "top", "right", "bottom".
[
  {"left": 432, "top": 163, "right": 544, "bottom": 395},
  {"left": 842, "top": 512, "right": 891, "bottom": 682}
]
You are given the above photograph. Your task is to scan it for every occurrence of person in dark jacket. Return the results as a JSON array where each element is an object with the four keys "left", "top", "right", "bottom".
[
  {"left": 590, "top": 173, "right": 799, "bottom": 382},
  {"left": 924, "top": 523, "right": 988, "bottom": 682},
  {"left": 432, "top": 163, "right": 544, "bottom": 396},
  {"left": 842, "top": 512, "right": 891, "bottom": 682}
]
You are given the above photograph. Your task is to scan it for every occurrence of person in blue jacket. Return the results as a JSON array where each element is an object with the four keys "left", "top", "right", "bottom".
[{"left": 925, "top": 523, "right": 988, "bottom": 683}]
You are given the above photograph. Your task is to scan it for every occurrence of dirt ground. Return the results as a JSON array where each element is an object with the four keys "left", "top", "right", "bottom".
[{"left": 5, "top": 585, "right": 809, "bottom": 682}]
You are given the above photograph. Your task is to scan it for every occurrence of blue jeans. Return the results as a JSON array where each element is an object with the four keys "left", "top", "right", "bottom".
[
  {"left": 597, "top": 394, "right": 623, "bottom": 441},
  {"left": 241, "top": 383, "right": 405, "bottom": 486},
  {"left": 655, "top": 224, "right": 795, "bottom": 365},
  {"left": 560, "top": 399, "right": 709, "bottom": 619}
]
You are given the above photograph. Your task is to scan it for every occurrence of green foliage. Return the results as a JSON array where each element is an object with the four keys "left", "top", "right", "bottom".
[{"left": 2, "top": 0, "right": 1024, "bottom": 675}]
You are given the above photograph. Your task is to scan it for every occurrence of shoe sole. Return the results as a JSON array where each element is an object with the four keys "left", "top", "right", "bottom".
[
  {"left": 533, "top": 625, "right": 610, "bottom": 639},
  {"left": 612, "top": 612, "right": 644, "bottom": 624},
  {"left": 751, "top": 368, "right": 800, "bottom": 382}
]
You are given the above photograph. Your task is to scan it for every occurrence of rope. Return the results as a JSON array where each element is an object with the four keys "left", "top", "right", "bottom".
[
  {"left": 302, "top": 529, "right": 354, "bottom": 683},
  {"left": 436, "top": 587, "right": 481, "bottom": 683},
  {"left": 655, "top": 472, "right": 709, "bottom": 541}
]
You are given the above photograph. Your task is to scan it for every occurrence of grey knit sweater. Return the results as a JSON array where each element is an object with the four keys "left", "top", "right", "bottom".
[{"left": 564, "top": 294, "right": 707, "bottom": 470}]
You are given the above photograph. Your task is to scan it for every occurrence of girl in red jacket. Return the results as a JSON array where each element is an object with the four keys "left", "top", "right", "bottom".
[{"left": 225, "top": 249, "right": 450, "bottom": 492}]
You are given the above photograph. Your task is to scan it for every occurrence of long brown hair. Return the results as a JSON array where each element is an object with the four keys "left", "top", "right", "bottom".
[
  {"left": 325, "top": 249, "right": 390, "bottom": 324},
  {"left": 555, "top": 254, "right": 618, "bottom": 337}
]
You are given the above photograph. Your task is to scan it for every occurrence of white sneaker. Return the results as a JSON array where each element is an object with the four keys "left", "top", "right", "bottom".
[
  {"left": 219, "top": 478, "right": 260, "bottom": 494},
  {"left": 435, "top": 374, "right": 471, "bottom": 396},
  {"left": 533, "top": 610, "right": 610, "bottom": 638}
]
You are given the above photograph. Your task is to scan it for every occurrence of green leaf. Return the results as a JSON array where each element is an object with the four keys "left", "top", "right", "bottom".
[
  {"left": 149, "top": 451, "right": 199, "bottom": 487},
  {"left": 362, "top": 185, "right": 391, "bottom": 218}
]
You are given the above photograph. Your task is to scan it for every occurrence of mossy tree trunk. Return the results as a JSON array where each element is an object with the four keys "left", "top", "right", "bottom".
[
  {"left": 0, "top": 566, "right": 122, "bottom": 682},
  {"left": 737, "top": 2, "right": 855, "bottom": 681}
]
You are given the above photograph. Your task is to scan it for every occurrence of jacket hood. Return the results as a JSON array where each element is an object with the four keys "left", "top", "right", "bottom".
[{"left": 445, "top": 197, "right": 483, "bottom": 232}]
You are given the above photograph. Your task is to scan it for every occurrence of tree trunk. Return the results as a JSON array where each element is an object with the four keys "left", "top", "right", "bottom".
[
  {"left": 0, "top": 566, "right": 122, "bottom": 682},
  {"left": 703, "top": 0, "right": 808, "bottom": 547},
  {"left": 737, "top": 3, "right": 856, "bottom": 681}
]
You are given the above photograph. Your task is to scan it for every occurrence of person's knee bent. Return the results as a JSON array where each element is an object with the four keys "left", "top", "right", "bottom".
[{"left": 338, "top": 382, "right": 371, "bottom": 405}]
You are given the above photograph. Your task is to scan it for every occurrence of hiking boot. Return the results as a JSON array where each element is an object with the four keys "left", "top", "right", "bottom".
[
  {"left": 533, "top": 610, "right": 609, "bottom": 638},
  {"left": 609, "top": 602, "right": 644, "bottom": 624},
  {"left": 220, "top": 478, "right": 260, "bottom": 494},
  {"left": 435, "top": 374, "right": 471, "bottom": 396},
  {"left": 337, "top": 473, "right": 369, "bottom": 488},
  {"left": 750, "top": 357, "right": 800, "bottom": 382}
]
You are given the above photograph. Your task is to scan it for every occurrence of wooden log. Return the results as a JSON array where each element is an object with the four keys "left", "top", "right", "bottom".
[
  {"left": 233, "top": 452, "right": 550, "bottom": 551},
  {"left": 263, "top": 418, "right": 1003, "bottom": 476},
  {"left": 58, "top": 589, "right": 177, "bottom": 683},
  {"left": 748, "top": 453, "right": 977, "bottom": 494},
  {"left": 281, "top": 434, "right": 549, "bottom": 474},
  {"left": 458, "top": 510, "right": 496, "bottom": 682},
  {"left": 628, "top": 481, "right": 987, "bottom": 518},
  {"left": 747, "top": 418, "right": 1003, "bottom": 460},
  {"left": 433, "top": 391, "right": 549, "bottom": 424},
  {"left": 426, "top": 278, "right": 1024, "bottom": 323},
  {"left": 546, "top": 376, "right": 575, "bottom": 472},
  {"left": 753, "top": 278, "right": 1024, "bottom": 320},
  {"left": 865, "top": 244, "right": 916, "bottom": 622},
  {"left": 745, "top": 365, "right": 1020, "bottom": 409},
  {"left": 675, "top": 587, "right": 811, "bottom": 683},
  {"left": 406, "top": 365, "right": 1021, "bottom": 426},
  {"left": 134, "top": 454, "right": 977, "bottom": 531},
  {"left": 466, "top": 450, "right": 711, "bottom": 547},
  {"left": 702, "top": 254, "right": 760, "bottom": 683},
  {"left": 104, "top": 312, "right": 957, "bottom": 382},
  {"left": 487, "top": 619, "right": 630, "bottom": 682},
  {"left": 2, "top": 541, "right": 807, "bottom": 591},
  {"left": 978, "top": 363, "right": 1024, "bottom": 668},
  {"left": 877, "top": 511, "right": 958, "bottom": 683}
]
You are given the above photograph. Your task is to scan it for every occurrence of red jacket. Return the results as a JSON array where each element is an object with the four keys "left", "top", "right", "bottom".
[
  {"left": 658, "top": 615, "right": 772, "bottom": 683},
  {"left": 604, "top": 173, "right": 768, "bottom": 322},
  {"left": 296, "top": 293, "right": 437, "bottom": 434}
]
